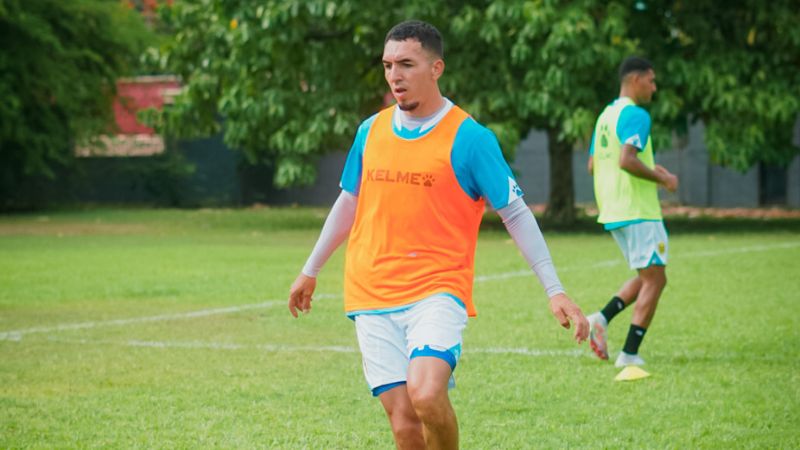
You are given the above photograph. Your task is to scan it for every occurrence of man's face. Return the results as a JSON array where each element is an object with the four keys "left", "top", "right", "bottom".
[
  {"left": 634, "top": 69, "right": 657, "bottom": 104},
  {"left": 382, "top": 39, "right": 443, "bottom": 114}
]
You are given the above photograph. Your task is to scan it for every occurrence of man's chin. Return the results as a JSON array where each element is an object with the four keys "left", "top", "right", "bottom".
[{"left": 397, "top": 101, "right": 419, "bottom": 112}]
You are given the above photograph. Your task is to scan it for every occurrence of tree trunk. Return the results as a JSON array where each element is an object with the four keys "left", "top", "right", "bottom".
[{"left": 544, "top": 127, "right": 576, "bottom": 224}]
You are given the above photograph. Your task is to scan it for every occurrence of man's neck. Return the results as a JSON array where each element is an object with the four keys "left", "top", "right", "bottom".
[
  {"left": 394, "top": 98, "right": 452, "bottom": 135},
  {"left": 405, "top": 93, "right": 445, "bottom": 118},
  {"left": 618, "top": 88, "right": 638, "bottom": 105}
]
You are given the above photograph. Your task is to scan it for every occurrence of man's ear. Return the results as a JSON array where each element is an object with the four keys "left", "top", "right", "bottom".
[{"left": 432, "top": 59, "right": 445, "bottom": 80}]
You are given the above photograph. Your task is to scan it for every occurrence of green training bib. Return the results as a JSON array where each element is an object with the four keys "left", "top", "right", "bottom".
[{"left": 592, "top": 98, "right": 662, "bottom": 224}]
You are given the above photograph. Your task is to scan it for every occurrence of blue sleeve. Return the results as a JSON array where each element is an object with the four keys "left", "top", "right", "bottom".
[
  {"left": 451, "top": 118, "right": 522, "bottom": 210},
  {"left": 588, "top": 130, "right": 596, "bottom": 156},
  {"left": 616, "top": 105, "right": 651, "bottom": 152},
  {"left": 339, "top": 114, "right": 377, "bottom": 195}
]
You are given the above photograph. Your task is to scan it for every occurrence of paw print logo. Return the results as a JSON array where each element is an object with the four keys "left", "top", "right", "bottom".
[
  {"left": 599, "top": 124, "right": 609, "bottom": 148},
  {"left": 422, "top": 173, "right": 435, "bottom": 187}
]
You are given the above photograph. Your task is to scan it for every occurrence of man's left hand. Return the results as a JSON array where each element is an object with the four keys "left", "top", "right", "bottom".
[{"left": 549, "top": 293, "right": 589, "bottom": 344}]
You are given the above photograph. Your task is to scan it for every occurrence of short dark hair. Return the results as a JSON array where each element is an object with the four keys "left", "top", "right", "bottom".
[
  {"left": 385, "top": 20, "right": 444, "bottom": 59},
  {"left": 619, "top": 56, "right": 654, "bottom": 82}
]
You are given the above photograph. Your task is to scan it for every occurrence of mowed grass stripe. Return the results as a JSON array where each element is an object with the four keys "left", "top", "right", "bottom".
[
  {"left": 2, "top": 241, "right": 797, "bottom": 339},
  {"left": 1, "top": 208, "right": 798, "bottom": 449}
]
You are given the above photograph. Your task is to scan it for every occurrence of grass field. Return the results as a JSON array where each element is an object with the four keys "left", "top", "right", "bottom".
[{"left": 1, "top": 208, "right": 799, "bottom": 449}]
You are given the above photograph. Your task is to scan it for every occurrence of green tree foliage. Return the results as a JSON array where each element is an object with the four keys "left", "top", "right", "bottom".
[
  {"left": 148, "top": 1, "right": 404, "bottom": 187},
  {"left": 445, "top": 1, "right": 639, "bottom": 222},
  {"left": 154, "top": 1, "right": 799, "bottom": 220},
  {"left": 632, "top": 0, "right": 800, "bottom": 170},
  {"left": 0, "top": 0, "right": 154, "bottom": 209},
  {"left": 152, "top": 0, "right": 634, "bottom": 222}
]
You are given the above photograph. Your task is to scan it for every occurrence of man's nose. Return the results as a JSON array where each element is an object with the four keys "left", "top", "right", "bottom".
[{"left": 388, "top": 66, "right": 402, "bottom": 82}]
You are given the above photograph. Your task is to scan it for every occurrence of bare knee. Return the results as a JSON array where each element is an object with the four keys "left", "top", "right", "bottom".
[
  {"left": 641, "top": 266, "right": 667, "bottom": 290},
  {"left": 407, "top": 384, "right": 448, "bottom": 423},
  {"left": 406, "top": 356, "right": 456, "bottom": 434},
  {"left": 654, "top": 270, "right": 667, "bottom": 289},
  {"left": 408, "top": 386, "right": 438, "bottom": 415}
]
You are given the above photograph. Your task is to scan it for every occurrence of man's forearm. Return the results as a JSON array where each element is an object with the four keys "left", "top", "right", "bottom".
[
  {"left": 496, "top": 198, "right": 565, "bottom": 298},
  {"left": 621, "top": 158, "right": 661, "bottom": 183},
  {"left": 301, "top": 190, "right": 358, "bottom": 277},
  {"left": 619, "top": 145, "right": 662, "bottom": 183}
]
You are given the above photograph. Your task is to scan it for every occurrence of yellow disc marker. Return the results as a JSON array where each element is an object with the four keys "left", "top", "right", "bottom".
[{"left": 615, "top": 366, "right": 651, "bottom": 382}]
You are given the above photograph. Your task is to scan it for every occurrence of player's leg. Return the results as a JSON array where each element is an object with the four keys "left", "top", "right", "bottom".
[
  {"left": 588, "top": 227, "right": 639, "bottom": 360},
  {"left": 354, "top": 313, "right": 424, "bottom": 448},
  {"left": 407, "top": 357, "right": 458, "bottom": 450},
  {"left": 378, "top": 385, "right": 424, "bottom": 450},
  {"left": 593, "top": 275, "right": 641, "bottom": 329},
  {"left": 617, "top": 276, "right": 642, "bottom": 305},
  {"left": 615, "top": 221, "right": 669, "bottom": 367},
  {"left": 403, "top": 296, "right": 467, "bottom": 450},
  {"left": 605, "top": 227, "right": 646, "bottom": 321},
  {"left": 615, "top": 264, "right": 665, "bottom": 367},
  {"left": 630, "top": 264, "right": 666, "bottom": 329}
]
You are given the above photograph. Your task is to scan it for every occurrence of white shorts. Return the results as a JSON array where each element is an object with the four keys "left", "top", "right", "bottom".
[
  {"left": 353, "top": 295, "right": 468, "bottom": 397},
  {"left": 611, "top": 221, "right": 669, "bottom": 270}
]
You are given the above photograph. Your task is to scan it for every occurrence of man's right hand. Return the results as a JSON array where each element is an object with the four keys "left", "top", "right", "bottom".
[
  {"left": 655, "top": 165, "right": 679, "bottom": 192},
  {"left": 549, "top": 293, "right": 589, "bottom": 344},
  {"left": 288, "top": 273, "right": 317, "bottom": 318}
]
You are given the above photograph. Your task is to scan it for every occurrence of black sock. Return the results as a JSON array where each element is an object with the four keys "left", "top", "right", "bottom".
[
  {"left": 600, "top": 296, "right": 626, "bottom": 323},
  {"left": 622, "top": 324, "right": 647, "bottom": 355}
]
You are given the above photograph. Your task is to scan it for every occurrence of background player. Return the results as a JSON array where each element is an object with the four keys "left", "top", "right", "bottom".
[{"left": 586, "top": 56, "right": 678, "bottom": 368}]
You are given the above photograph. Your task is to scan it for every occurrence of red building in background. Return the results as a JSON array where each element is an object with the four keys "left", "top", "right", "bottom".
[
  {"left": 125, "top": 0, "right": 173, "bottom": 24},
  {"left": 77, "top": 76, "right": 180, "bottom": 157},
  {"left": 76, "top": 0, "right": 178, "bottom": 157}
]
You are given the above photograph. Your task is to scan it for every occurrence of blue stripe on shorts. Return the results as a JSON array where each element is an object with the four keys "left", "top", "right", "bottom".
[
  {"left": 372, "top": 381, "right": 406, "bottom": 397},
  {"left": 410, "top": 345, "right": 458, "bottom": 371}
]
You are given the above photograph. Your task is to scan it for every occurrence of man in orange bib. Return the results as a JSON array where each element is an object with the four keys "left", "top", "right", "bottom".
[{"left": 289, "top": 20, "right": 588, "bottom": 449}]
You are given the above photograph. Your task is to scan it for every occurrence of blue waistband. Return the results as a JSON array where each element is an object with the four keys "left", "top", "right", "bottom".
[{"left": 603, "top": 218, "right": 661, "bottom": 231}]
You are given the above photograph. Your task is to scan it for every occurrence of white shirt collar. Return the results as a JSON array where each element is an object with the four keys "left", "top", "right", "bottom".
[{"left": 393, "top": 98, "right": 453, "bottom": 133}]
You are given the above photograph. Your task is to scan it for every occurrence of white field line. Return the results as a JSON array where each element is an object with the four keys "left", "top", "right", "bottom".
[
  {"left": 44, "top": 336, "right": 585, "bottom": 358},
  {"left": 474, "top": 258, "right": 619, "bottom": 282},
  {"left": 46, "top": 337, "right": 356, "bottom": 353},
  {"left": 40, "top": 336, "right": 790, "bottom": 362},
  {"left": 0, "top": 295, "right": 338, "bottom": 342},
  {"left": 471, "top": 347, "right": 584, "bottom": 357},
  {"left": 670, "top": 241, "right": 800, "bottom": 258},
  {"left": 1, "top": 241, "right": 798, "bottom": 342}
]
